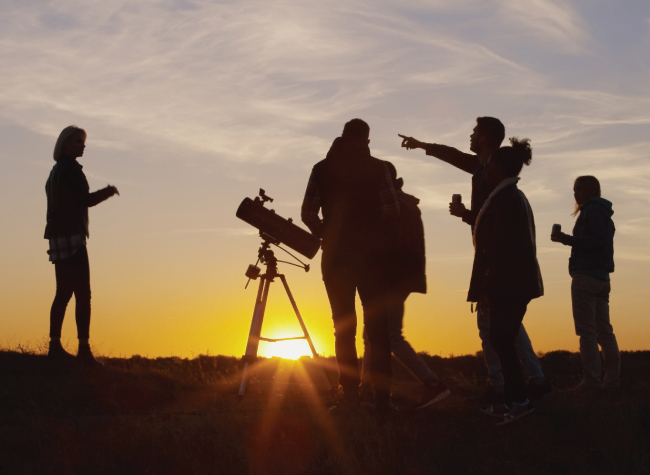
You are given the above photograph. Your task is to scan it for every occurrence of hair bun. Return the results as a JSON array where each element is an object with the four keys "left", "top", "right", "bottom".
[{"left": 509, "top": 137, "right": 532, "bottom": 166}]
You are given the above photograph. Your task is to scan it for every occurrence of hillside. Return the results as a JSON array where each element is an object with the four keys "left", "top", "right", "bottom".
[{"left": 1, "top": 349, "right": 649, "bottom": 474}]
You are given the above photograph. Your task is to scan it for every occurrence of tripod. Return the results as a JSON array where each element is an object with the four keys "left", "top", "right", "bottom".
[{"left": 238, "top": 237, "right": 333, "bottom": 400}]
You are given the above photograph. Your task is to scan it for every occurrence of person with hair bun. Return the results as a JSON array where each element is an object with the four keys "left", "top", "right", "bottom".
[
  {"left": 399, "top": 120, "right": 550, "bottom": 404},
  {"left": 468, "top": 138, "right": 544, "bottom": 425},
  {"left": 45, "top": 126, "right": 119, "bottom": 366},
  {"left": 551, "top": 176, "right": 619, "bottom": 390}
]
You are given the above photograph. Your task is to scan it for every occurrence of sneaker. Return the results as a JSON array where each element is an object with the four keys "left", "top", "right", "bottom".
[
  {"left": 480, "top": 403, "right": 511, "bottom": 418},
  {"left": 497, "top": 401, "right": 535, "bottom": 426},
  {"left": 417, "top": 383, "right": 451, "bottom": 410},
  {"left": 47, "top": 340, "right": 76, "bottom": 363},
  {"left": 77, "top": 344, "right": 104, "bottom": 367},
  {"left": 526, "top": 380, "right": 554, "bottom": 401},
  {"left": 475, "top": 385, "right": 505, "bottom": 405}
]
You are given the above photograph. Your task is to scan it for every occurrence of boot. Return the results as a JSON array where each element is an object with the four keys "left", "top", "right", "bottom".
[
  {"left": 77, "top": 344, "right": 104, "bottom": 367},
  {"left": 47, "top": 340, "right": 76, "bottom": 363}
]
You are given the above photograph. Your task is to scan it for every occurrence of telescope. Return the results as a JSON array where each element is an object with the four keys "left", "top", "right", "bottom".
[
  {"left": 236, "top": 189, "right": 321, "bottom": 259},
  {"left": 235, "top": 189, "right": 333, "bottom": 400}
]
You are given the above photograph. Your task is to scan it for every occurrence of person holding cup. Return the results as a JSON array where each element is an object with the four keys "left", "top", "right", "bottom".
[
  {"left": 551, "top": 176, "right": 619, "bottom": 390},
  {"left": 468, "top": 137, "right": 544, "bottom": 424}
]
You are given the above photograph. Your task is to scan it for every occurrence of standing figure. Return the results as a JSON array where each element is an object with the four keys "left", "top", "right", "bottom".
[
  {"left": 360, "top": 162, "right": 450, "bottom": 409},
  {"left": 551, "top": 176, "right": 619, "bottom": 390},
  {"left": 398, "top": 119, "right": 551, "bottom": 402},
  {"left": 301, "top": 119, "right": 400, "bottom": 413},
  {"left": 45, "top": 126, "right": 119, "bottom": 366},
  {"left": 468, "top": 138, "right": 544, "bottom": 425}
]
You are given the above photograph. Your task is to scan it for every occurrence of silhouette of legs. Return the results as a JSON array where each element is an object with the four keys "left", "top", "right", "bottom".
[
  {"left": 50, "top": 247, "right": 91, "bottom": 340},
  {"left": 324, "top": 269, "right": 359, "bottom": 399},
  {"left": 488, "top": 296, "right": 530, "bottom": 405},
  {"left": 361, "top": 302, "right": 439, "bottom": 386},
  {"left": 478, "top": 306, "right": 544, "bottom": 389},
  {"left": 572, "top": 273, "right": 620, "bottom": 388}
]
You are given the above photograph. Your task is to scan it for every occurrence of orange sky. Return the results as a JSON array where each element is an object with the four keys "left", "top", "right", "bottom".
[{"left": 1, "top": 1, "right": 650, "bottom": 359}]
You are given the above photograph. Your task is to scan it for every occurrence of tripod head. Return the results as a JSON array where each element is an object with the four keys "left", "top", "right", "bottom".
[{"left": 244, "top": 232, "right": 310, "bottom": 288}]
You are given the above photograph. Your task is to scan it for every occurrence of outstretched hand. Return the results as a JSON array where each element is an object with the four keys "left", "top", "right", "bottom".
[
  {"left": 398, "top": 134, "right": 423, "bottom": 150},
  {"left": 108, "top": 185, "right": 120, "bottom": 197}
]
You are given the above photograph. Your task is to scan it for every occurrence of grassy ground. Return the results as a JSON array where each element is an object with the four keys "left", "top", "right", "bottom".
[{"left": 1, "top": 348, "right": 649, "bottom": 475}]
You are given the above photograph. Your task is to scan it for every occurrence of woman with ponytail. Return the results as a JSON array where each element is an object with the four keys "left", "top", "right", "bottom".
[
  {"left": 467, "top": 138, "right": 544, "bottom": 425},
  {"left": 551, "top": 176, "right": 619, "bottom": 390},
  {"left": 45, "top": 126, "right": 119, "bottom": 366}
]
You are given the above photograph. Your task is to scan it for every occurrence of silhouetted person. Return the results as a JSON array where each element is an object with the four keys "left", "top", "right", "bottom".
[
  {"left": 468, "top": 138, "right": 543, "bottom": 425},
  {"left": 398, "top": 119, "right": 551, "bottom": 402},
  {"left": 360, "top": 162, "right": 450, "bottom": 409},
  {"left": 551, "top": 176, "right": 619, "bottom": 390},
  {"left": 301, "top": 119, "right": 399, "bottom": 413},
  {"left": 45, "top": 126, "right": 119, "bottom": 366}
]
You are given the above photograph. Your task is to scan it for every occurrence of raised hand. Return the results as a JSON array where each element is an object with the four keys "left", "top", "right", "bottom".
[{"left": 398, "top": 134, "right": 423, "bottom": 150}]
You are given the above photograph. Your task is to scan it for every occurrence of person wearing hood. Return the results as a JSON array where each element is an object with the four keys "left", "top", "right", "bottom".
[
  {"left": 45, "top": 126, "right": 119, "bottom": 366},
  {"left": 301, "top": 118, "right": 400, "bottom": 413},
  {"left": 551, "top": 176, "right": 619, "bottom": 390},
  {"left": 468, "top": 138, "right": 543, "bottom": 425}
]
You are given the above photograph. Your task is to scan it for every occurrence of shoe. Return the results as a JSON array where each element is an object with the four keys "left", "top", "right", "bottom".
[
  {"left": 417, "top": 383, "right": 451, "bottom": 410},
  {"left": 526, "top": 380, "right": 554, "bottom": 401},
  {"left": 475, "top": 385, "right": 505, "bottom": 405},
  {"left": 480, "top": 403, "right": 511, "bottom": 418},
  {"left": 77, "top": 344, "right": 104, "bottom": 367},
  {"left": 47, "top": 340, "right": 76, "bottom": 363},
  {"left": 497, "top": 401, "right": 535, "bottom": 426}
]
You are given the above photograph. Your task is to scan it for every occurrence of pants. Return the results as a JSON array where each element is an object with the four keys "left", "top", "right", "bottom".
[
  {"left": 323, "top": 263, "right": 393, "bottom": 400},
  {"left": 50, "top": 247, "right": 91, "bottom": 340},
  {"left": 361, "top": 300, "right": 439, "bottom": 386},
  {"left": 571, "top": 273, "right": 620, "bottom": 388},
  {"left": 477, "top": 305, "right": 545, "bottom": 388},
  {"left": 488, "top": 295, "right": 531, "bottom": 405}
]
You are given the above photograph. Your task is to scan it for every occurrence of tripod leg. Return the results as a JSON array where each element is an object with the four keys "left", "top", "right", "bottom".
[
  {"left": 279, "top": 275, "right": 335, "bottom": 392},
  {"left": 238, "top": 276, "right": 272, "bottom": 400}
]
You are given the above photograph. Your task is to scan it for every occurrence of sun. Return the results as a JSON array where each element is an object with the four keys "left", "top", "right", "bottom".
[{"left": 259, "top": 339, "right": 312, "bottom": 360}]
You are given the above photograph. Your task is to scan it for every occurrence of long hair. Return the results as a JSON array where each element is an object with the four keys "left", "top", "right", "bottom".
[
  {"left": 572, "top": 175, "right": 601, "bottom": 216},
  {"left": 53, "top": 126, "right": 86, "bottom": 162}
]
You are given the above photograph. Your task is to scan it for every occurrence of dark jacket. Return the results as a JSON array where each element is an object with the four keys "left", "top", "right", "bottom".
[
  {"left": 309, "top": 136, "right": 395, "bottom": 268},
  {"left": 560, "top": 197, "right": 615, "bottom": 276},
  {"left": 44, "top": 157, "right": 113, "bottom": 239},
  {"left": 392, "top": 181, "right": 426, "bottom": 294},
  {"left": 467, "top": 179, "right": 544, "bottom": 302}
]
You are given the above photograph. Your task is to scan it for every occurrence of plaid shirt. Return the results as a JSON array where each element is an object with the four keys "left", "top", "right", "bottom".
[
  {"left": 301, "top": 162, "right": 400, "bottom": 238},
  {"left": 48, "top": 234, "right": 86, "bottom": 262}
]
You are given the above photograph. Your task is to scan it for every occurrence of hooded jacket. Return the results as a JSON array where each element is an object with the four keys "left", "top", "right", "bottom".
[
  {"left": 560, "top": 197, "right": 615, "bottom": 279},
  {"left": 467, "top": 178, "right": 544, "bottom": 302},
  {"left": 308, "top": 136, "right": 394, "bottom": 266}
]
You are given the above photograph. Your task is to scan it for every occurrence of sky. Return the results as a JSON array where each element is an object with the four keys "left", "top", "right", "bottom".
[{"left": 1, "top": 0, "right": 650, "bottom": 359}]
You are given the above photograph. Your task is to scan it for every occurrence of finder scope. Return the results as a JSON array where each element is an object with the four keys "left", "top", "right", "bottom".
[{"left": 236, "top": 189, "right": 321, "bottom": 259}]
